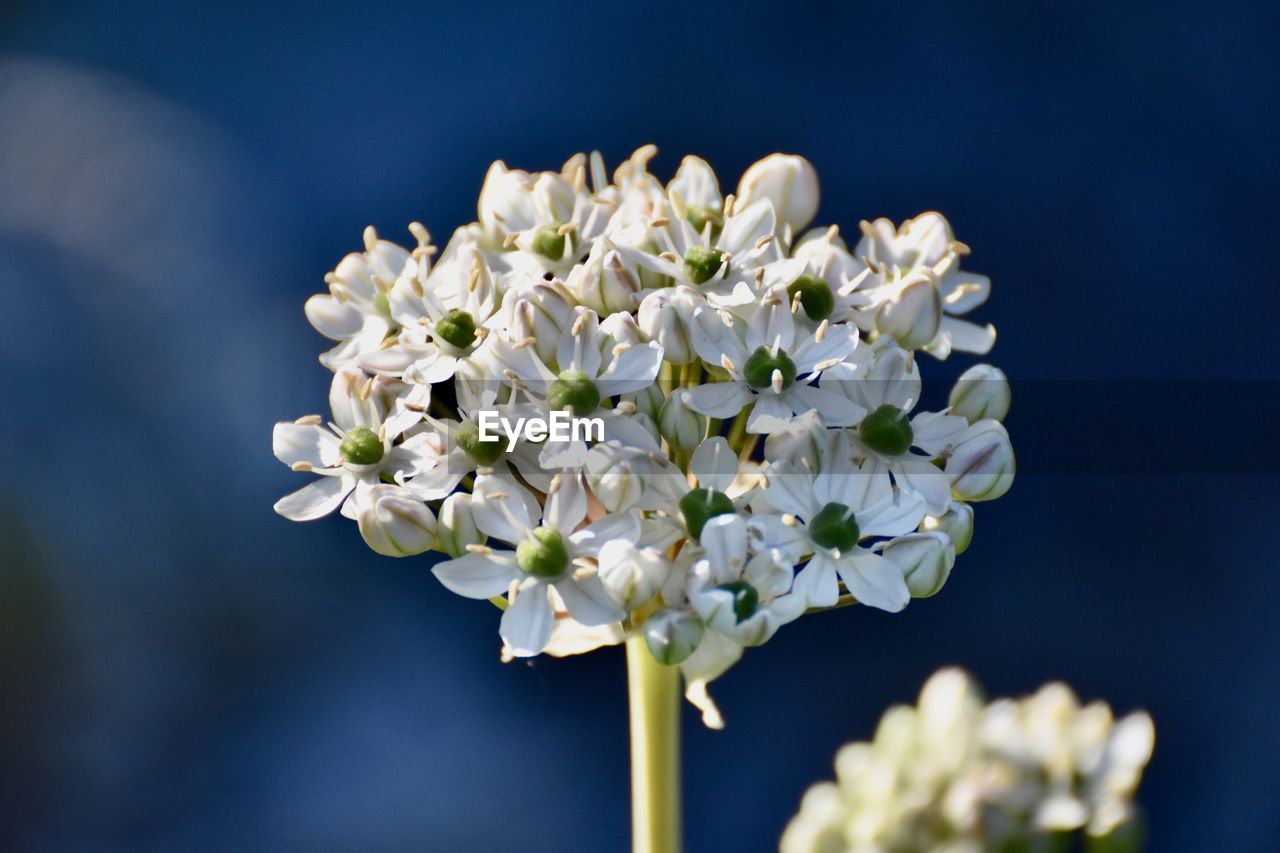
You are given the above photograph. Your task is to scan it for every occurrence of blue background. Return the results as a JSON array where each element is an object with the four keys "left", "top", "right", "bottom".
[{"left": 2, "top": 1, "right": 1277, "bottom": 850}]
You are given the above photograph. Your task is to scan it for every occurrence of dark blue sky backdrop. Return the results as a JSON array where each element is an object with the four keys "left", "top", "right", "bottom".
[{"left": 1, "top": 1, "right": 1277, "bottom": 850}]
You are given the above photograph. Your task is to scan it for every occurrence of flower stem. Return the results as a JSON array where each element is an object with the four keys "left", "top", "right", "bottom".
[{"left": 626, "top": 635, "right": 681, "bottom": 853}]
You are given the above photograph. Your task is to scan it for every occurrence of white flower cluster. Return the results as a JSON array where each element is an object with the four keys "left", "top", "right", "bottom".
[
  {"left": 272, "top": 147, "right": 1015, "bottom": 726},
  {"left": 781, "top": 669, "right": 1155, "bottom": 853}
]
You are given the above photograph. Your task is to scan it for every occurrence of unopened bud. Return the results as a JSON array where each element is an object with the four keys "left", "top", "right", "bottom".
[
  {"left": 881, "top": 532, "right": 955, "bottom": 598},
  {"left": 658, "top": 391, "right": 707, "bottom": 452},
  {"left": 357, "top": 485, "right": 437, "bottom": 557},
  {"left": 736, "top": 153, "right": 820, "bottom": 235},
  {"left": 643, "top": 608, "right": 705, "bottom": 665},
  {"left": 437, "top": 493, "right": 483, "bottom": 556},
  {"left": 920, "top": 502, "right": 974, "bottom": 554},
  {"left": 876, "top": 272, "right": 942, "bottom": 350},
  {"left": 506, "top": 280, "right": 577, "bottom": 365},
  {"left": 949, "top": 364, "right": 1010, "bottom": 423},
  {"left": 637, "top": 286, "right": 702, "bottom": 364},
  {"left": 946, "top": 420, "right": 1015, "bottom": 501},
  {"left": 570, "top": 245, "right": 640, "bottom": 314},
  {"left": 585, "top": 442, "right": 646, "bottom": 513}
]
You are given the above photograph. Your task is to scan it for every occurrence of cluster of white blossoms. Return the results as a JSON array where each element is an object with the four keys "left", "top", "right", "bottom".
[
  {"left": 272, "top": 147, "right": 1015, "bottom": 726},
  {"left": 781, "top": 670, "right": 1155, "bottom": 853}
]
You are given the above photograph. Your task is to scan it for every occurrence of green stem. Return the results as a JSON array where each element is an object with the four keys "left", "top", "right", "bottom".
[{"left": 626, "top": 636, "right": 681, "bottom": 853}]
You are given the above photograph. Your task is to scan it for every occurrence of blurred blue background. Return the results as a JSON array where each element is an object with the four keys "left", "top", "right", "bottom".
[{"left": 2, "top": 1, "right": 1277, "bottom": 850}]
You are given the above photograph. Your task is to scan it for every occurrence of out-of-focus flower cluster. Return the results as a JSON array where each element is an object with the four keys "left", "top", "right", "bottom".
[
  {"left": 781, "top": 669, "right": 1155, "bottom": 853},
  {"left": 272, "top": 147, "right": 1015, "bottom": 726}
]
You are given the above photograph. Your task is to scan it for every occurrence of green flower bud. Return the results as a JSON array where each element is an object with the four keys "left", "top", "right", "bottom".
[
  {"left": 547, "top": 369, "right": 601, "bottom": 415},
  {"left": 683, "top": 245, "right": 726, "bottom": 284},
  {"left": 717, "top": 579, "right": 759, "bottom": 624},
  {"left": 685, "top": 204, "right": 723, "bottom": 238},
  {"left": 531, "top": 223, "right": 567, "bottom": 259},
  {"left": 340, "top": 426, "right": 384, "bottom": 465},
  {"left": 808, "top": 502, "right": 861, "bottom": 552},
  {"left": 434, "top": 309, "right": 477, "bottom": 349},
  {"left": 743, "top": 346, "right": 798, "bottom": 390},
  {"left": 456, "top": 419, "right": 503, "bottom": 465},
  {"left": 679, "top": 487, "right": 735, "bottom": 541},
  {"left": 786, "top": 274, "right": 835, "bottom": 321},
  {"left": 644, "top": 609, "right": 705, "bottom": 665},
  {"left": 859, "top": 404, "right": 914, "bottom": 456},
  {"left": 516, "top": 526, "right": 569, "bottom": 578}
]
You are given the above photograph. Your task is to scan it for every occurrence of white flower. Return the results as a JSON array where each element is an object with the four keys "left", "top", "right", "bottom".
[
  {"left": 684, "top": 298, "right": 862, "bottom": 433},
  {"left": 304, "top": 226, "right": 414, "bottom": 371},
  {"left": 687, "top": 514, "right": 804, "bottom": 647},
  {"left": 758, "top": 432, "right": 927, "bottom": 609},
  {"left": 272, "top": 368, "right": 429, "bottom": 521},
  {"left": 490, "top": 307, "right": 664, "bottom": 468},
  {"left": 835, "top": 344, "right": 970, "bottom": 514},
  {"left": 432, "top": 472, "right": 633, "bottom": 656},
  {"left": 854, "top": 212, "right": 996, "bottom": 357},
  {"left": 615, "top": 194, "right": 784, "bottom": 310}
]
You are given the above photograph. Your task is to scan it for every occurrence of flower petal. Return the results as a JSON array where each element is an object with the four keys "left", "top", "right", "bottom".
[
  {"left": 432, "top": 552, "right": 520, "bottom": 599},
  {"left": 500, "top": 582, "right": 555, "bottom": 657},
  {"left": 555, "top": 574, "right": 624, "bottom": 627},
  {"left": 273, "top": 476, "right": 350, "bottom": 521},
  {"left": 684, "top": 381, "right": 753, "bottom": 419},
  {"left": 273, "top": 422, "right": 340, "bottom": 468},
  {"left": 837, "top": 552, "right": 909, "bottom": 613},
  {"left": 690, "top": 436, "right": 738, "bottom": 492}
]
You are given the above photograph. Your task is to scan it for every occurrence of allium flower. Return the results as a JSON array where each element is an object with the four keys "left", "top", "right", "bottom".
[
  {"left": 272, "top": 146, "right": 1016, "bottom": 728},
  {"left": 305, "top": 226, "right": 415, "bottom": 371},
  {"left": 684, "top": 297, "right": 862, "bottom": 433},
  {"left": 272, "top": 368, "right": 429, "bottom": 521},
  {"left": 781, "top": 669, "right": 1155, "bottom": 853},
  {"left": 432, "top": 472, "right": 631, "bottom": 656}
]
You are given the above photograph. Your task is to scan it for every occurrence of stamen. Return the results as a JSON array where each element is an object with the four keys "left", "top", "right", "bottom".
[
  {"left": 754, "top": 234, "right": 772, "bottom": 250},
  {"left": 291, "top": 461, "right": 313, "bottom": 472},
  {"left": 503, "top": 232, "right": 520, "bottom": 248},
  {"left": 720, "top": 354, "right": 737, "bottom": 374},
  {"left": 294, "top": 414, "right": 322, "bottom": 426},
  {"left": 649, "top": 216, "right": 670, "bottom": 228},
  {"left": 465, "top": 543, "right": 493, "bottom": 555},
  {"left": 408, "top": 221, "right": 431, "bottom": 247},
  {"left": 771, "top": 369, "right": 784, "bottom": 394},
  {"left": 363, "top": 225, "right": 378, "bottom": 253},
  {"left": 557, "top": 222, "right": 576, "bottom": 236},
  {"left": 815, "top": 320, "right": 829, "bottom": 343}
]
